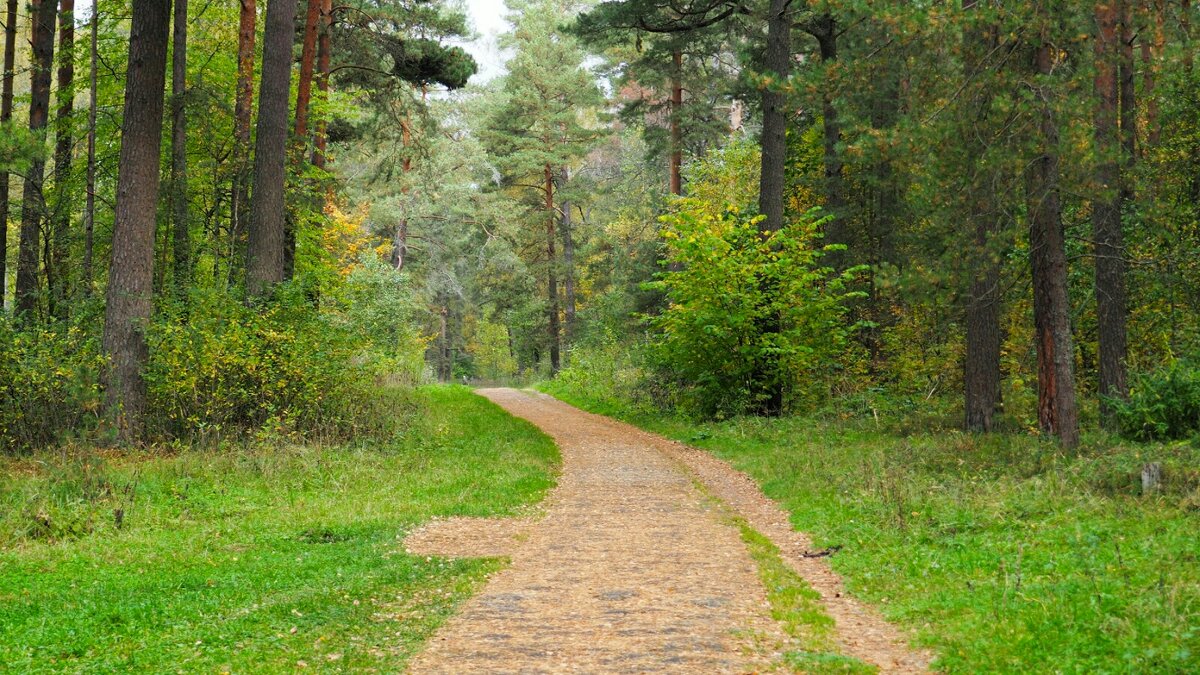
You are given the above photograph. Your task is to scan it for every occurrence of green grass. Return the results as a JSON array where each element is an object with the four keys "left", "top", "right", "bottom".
[
  {"left": 0, "top": 385, "right": 559, "bottom": 673},
  {"left": 543, "top": 381, "right": 1200, "bottom": 673}
]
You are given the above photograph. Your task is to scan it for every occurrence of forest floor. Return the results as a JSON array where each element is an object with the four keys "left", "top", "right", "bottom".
[{"left": 407, "top": 388, "right": 927, "bottom": 673}]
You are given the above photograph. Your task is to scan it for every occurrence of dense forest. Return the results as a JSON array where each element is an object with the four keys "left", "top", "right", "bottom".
[
  {"left": 2, "top": 0, "right": 1200, "bottom": 671},
  {"left": 2, "top": 0, "right": 1199, "bottom": 446}
]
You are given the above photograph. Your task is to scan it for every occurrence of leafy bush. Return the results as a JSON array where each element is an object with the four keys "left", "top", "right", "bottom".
[
  {"left": 1113, "top": 360, "right": 1200, "bottom": 440},
  {"left": 0, "top": 317, "right": 104, "bottom": 454},
  {"left": 144, "top": 290, "right": 374, "bottom": 442},
  {"left": 335, "top": 256, "right": 428, "bottom": 387},
  {"left": 651, "top": 141, "right": 863, "bottom": 417},
  {"left": 550, "top": 336, "right": 676, "bottom": 416}
]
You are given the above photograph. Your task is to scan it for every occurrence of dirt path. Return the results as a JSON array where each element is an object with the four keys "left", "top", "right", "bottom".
[{"left": 406, "top": 389, "right": 929, "bottom": 674}]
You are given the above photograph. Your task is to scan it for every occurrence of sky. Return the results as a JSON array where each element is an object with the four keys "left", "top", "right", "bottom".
[{"left": 462, "top": 0, "right": 512, "bottom": 83}]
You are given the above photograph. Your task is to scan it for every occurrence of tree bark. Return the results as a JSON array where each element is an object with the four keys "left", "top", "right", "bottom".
[
  {"left": 48, "top": 0, "right": 74, "bottom": 320},
  {"left": 230, "top": 0, "right": 255, "bottom": 270},
  {"left": 1028, "top": 38, "right": 1080, "bottom": 449},
  {"left": 545, "top": 164, "right": 560, "bottom": 374},
  {"left": 560, "top": 167, "right": 576, "bottom": 342},
  {"left": 295, "top": 0, "right": 320, "bottom": 143},
  {"left": 0, "top": 0, "right": 17, "bottom": 306},
  {"left": 1094, "top": 1, "right": 1129, "bottom": 426},
  {"left": 171, "top": 0, "right": 190, "bottom": 302},
  {"left": 246, "top": 0, "right": 297, "bottom": 299},
  {"left": 391, "top": 117, "right": 412, "bottom": 270},
  {"left": 313, "top": 0, "right": 332, "bottom": 169},
  {"left": 807, "top": 14, "right": 845, "bottom": 249},
  {"left": 82, "top": 0, "right": 98, "bottom": 296},
  {"left": 757, "top": 0, "right": 791, "bottom": 235},
  {"left": 669, "top": 49, "right": 682, "bottom": 195},
  {"left": 963, "top": 0, "right": 1002, "bottom": 432},
  {"left": 101, "top": 0, "right": 171, "bottom": 442},
  {"left": 15, "top": 0, "right": 57, "bottom": 318}
]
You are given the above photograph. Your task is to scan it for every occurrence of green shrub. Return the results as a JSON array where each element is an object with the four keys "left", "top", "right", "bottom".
[
  {"left": 0, "top": 317, "right": 104, "bottom": 454},
  {"left": 651, "top": 141, "right": 864, "bottom": 417},
  {"left": 1113, "top": 360, "right": 1200, "bottom": 440},
  {"left": 144, "top": 290, "right": 374, "bottom": 442}
]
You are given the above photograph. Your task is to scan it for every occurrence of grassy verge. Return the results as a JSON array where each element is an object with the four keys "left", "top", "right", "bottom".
[
  {"left": 0, "top": 385, "right": 558, "bottom": 673},
  {"left": 541, "top": 381, "right": 1200, "bottom": 673}
]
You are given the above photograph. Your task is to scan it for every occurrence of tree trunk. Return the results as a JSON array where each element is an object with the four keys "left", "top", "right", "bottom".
[
  {"left": 230, "top": 0, "right": 255, "bottom": 271},
  {"left": 15, "top": 0, "right": 57, "bottom": 318},
  {"left": 101, "top": 0, "right": 171, "bottom": 442},
  {"left": 545, "top": 164, "right": 560, "bottom": 373},
  {"left": 808, "top": 14, "right": 845, "bottom": 249},
  {"left": 82, "top": 0, "right": 98, "bottom": 296},
  {"left": 758, "top": 0, "right": 791, "bottom": 235},
  {"left": 963, "top": 0, "right": 1002, "bottom": 432},
  {"left": 1143, "top": 0, "right": 1163, "bottom": 146},
  {"left": 48, "top": 0, "right": 74, "bottom": 320},
  {"left": 669, "top": 49, "right": 682, "bottom": 196},
  {"left": 246, "top": 0, "right": 297, "bottom": 299},
  {"left": 171, "top": 0, "right": 190, "bottom": 303},
  {"left": 0, "top": 0, "right": 17, "bottom": 306},
  {"left": 392, "top": 117, "right": 412, "bottom": 270},
  {"left": 295, "top": 0, "right": 320, "bottom": 144},
  {"left": 1028, "top": 38, "right": 1080, "bottom": 449},
  {"left": 560, "top": 167, "right": 576, "bottom": 342},
  {"left": 313, "top": 0, "right": 332, "bottom": 169},
  {"left": 1094, "top": 0, "right": 1129, "bottom": 426}
]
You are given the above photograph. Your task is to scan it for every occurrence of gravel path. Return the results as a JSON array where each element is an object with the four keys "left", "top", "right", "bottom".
[{"left": 406, "top": 388, "right": 929, "bottom": 674}]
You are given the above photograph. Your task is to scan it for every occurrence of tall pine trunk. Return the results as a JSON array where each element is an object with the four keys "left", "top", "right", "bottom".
[
  {"left": 559, "top": 167, "right": 576, "bottom": 343},
  {"left": 171, "top": 0, "right": 190, "bottom": 302},
  {"left": 758, "top": 0, "right": 790, "bottom": 235},
  {"left": 1028, "top": 37, "right": 1080, "bottom": 449},
  {"left": 1094, "top": 1, "right": 1128, "bottom": 426},
  {"left": 230, "top": 0, "right": 255, "bottom": 273},
  {"left": 669, "top": 49, "right": 682, "bottom": 195},
  {"left": 82, "top": 0, "right": 98, "bottom": 295},
  {"left": 808, "top": 14, "right": 845, "bottom": 251},
  {"left": 101, "top": 0, "right": 171, "bottom": 442},
  {"left": 963, "top": 0, "right": 1002, "bottom": 432},
  {"left": 294, "top": 0, "right": 320, "bottom": 143},
  {"left": 0, "top": 0, "right": 17, "bottom": 305},
  {"left": 48, "top": 0, "right": 74, "bottom": 320},
  {"left": 246, "top": 0, "right": 297, "bottom": 299},
  {"left": 15, "top": 0, "right": 57, "bottom": 318},
  {"left": 313, "top": 0, "right": 332, "bottom": 169},
  {"left": 545, "top": 164, "right": 560, "bottom": 374}
]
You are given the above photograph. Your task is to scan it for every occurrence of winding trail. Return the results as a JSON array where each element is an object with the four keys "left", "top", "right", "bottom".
[{"left": 406, "top": 388, "right": 929, "bottom": 674}]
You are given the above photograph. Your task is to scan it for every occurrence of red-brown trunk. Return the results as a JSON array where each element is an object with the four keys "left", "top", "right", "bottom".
[
  {"left": 313, "top": 0, "right": 332, "bottom": 169},
  {"left": 294, "top": 0, "right": 321, "bottom": 144},
  {"left": 545, "top": 164, "right": 560, "bottom": 373},
  {"left": 669, "top": 50, "right": 682, "bottom": 196}
]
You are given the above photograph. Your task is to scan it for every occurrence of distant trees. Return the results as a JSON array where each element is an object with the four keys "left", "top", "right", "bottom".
[{"left": 482, "top": 0, "right": 603, "bottom": 374}]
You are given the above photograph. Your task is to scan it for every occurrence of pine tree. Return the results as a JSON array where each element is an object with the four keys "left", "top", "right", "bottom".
[{"left": 101, "top": 0, "right": 172, "bottom": 441}]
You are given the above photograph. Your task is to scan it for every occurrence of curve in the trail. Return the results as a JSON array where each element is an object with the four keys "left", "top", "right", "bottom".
[{"left": 406, "top": 388, "right": 929, "bottom": 674}]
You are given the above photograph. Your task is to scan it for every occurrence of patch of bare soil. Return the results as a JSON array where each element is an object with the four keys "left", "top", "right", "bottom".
[
  {"left": 405, "top": 516, "right": 533, "bottom": 558},
  {"left": 406, "top": 389, "right": 930, "bottom": 674}
]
